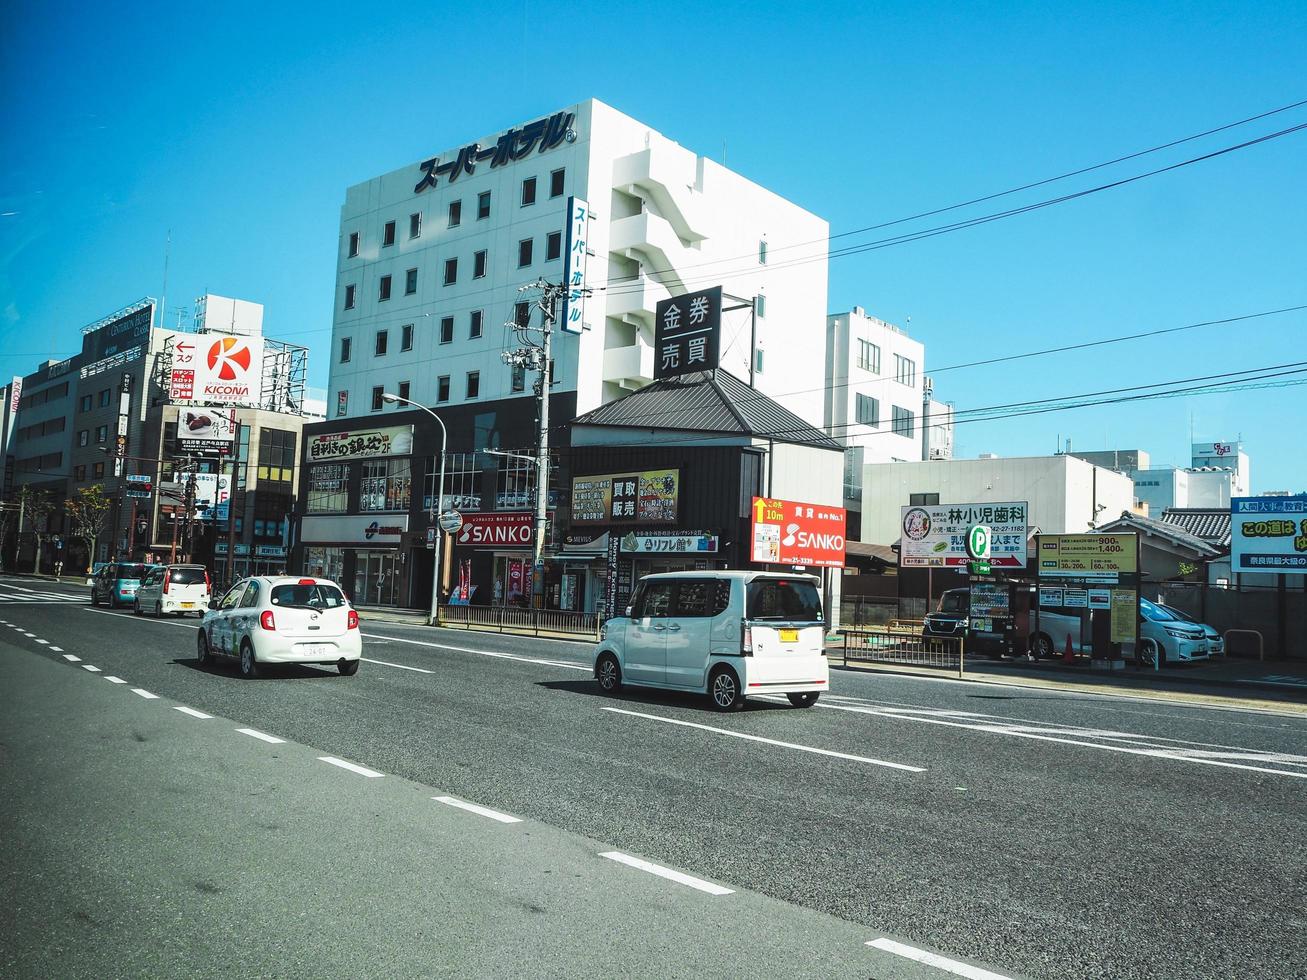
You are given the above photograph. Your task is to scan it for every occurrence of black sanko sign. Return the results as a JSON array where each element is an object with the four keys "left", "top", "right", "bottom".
[
  {"left": 654, "top": 286, "right": 722, "bottom": 380},
  {"left": 414, "top": 111, "right": 576, "bottom": 193}
]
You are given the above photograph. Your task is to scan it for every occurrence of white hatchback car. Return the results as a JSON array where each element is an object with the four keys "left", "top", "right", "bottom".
[
  {"left": 593, "top": 571, "right": 829, "bottom": 711},
  {"left": 197, "top": 576, "right": 362, "bottom": 678},
  {"left": 134, "top": 563, "right": 211, "bottom": 617}
]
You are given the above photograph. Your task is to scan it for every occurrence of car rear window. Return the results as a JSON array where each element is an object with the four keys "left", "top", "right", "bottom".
[
  {"left": 116, "top": 563, "right": 149, "bottom": 580},
  {"left": 168, "top": 567, "right": 207, "bottom": 586},
  {"left": 270, "top": 584, "right": 346, "bottom": 609},
  {"left": 940, "top": 591, "right": 969, "bottom": 614},
  {"left": 747, "top": 578, "right": 822, "bottom": 623}
]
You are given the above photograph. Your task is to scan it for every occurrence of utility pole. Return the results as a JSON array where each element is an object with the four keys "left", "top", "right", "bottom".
[{"left": 225, "top": 422, "right": 242, "bottom": 586}]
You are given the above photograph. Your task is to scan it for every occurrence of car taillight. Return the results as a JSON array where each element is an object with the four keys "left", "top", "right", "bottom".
[
  {"left": 204, "top": 571, "right": 211, "bottom": 592},
  {"left": 163, "top": 574, "right": 170, "bottom": 594},
  {"left": 260, "top": 610, "right": 276, "bottom": 631},
  {"left": 347, "top": 610, "right": 359, "bottom": 630},
  {"left": 741, "top": 623, "right": 753, "bottom": 656}
]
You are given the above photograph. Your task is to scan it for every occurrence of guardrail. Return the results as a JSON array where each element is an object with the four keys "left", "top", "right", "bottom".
[
  {"left": 437, "top": 604, "right": 602, "bottom": 640},
  {"left": 1223, "top": 628, "right": 1264, "bottom": 661},
  {"left": 841, "top": 627, "right": 966, "bottom": 678}
]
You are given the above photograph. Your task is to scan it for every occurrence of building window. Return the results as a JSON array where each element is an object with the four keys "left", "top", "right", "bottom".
[
  {"left": 755, "top": 294, "right": 766, "bottom": 318},
  {"left": 378, "top": 275, "right": 392, "bottom": 301},
  {"left": 401, "top": 323, "right": 413, "bottom": 352},
  {"left": 383, "top": 220, "right": 396, "bottom": 247},
  {"left": 256, "top": 428, "right": 297, "bottom": 484},
  {"left": 514, "top": 301, "right": 530, "bottom": 329},
  {"left": 758, "top": 239, "right": 767, "bottom": 265},
  {"left": 409, "top": 212, "right": 422, "bottom": 239},
  {"left": 856, "top": 394, "right": 880, "bottom": 427},
  {"left": 521, "top": 176, "right": 537, "bottom": 206},
  {"left": 95, "top": 424, "right": 108, "bottom": 443},
  {"left": 93, "top": 462, "right": 105, "bottom": 479},
  {"left": 426, "top": 452, "right": 482, "bottom": 512},
  {"left": 754, "top": 349, "right": 765, "bottom": 375},
  {"left": 398, "top": 381, "right": 411, "bottom": 402},
  {"left": 469, "top": 310, "right": 483, "bottom": 339},
  {"left": 99, "top": 389, "right": 111, "bottom": 407},
  {"left": 371, "top": 386, "right": 384, "bottom": 412},
  {"left": 477, "top": 191, "right": 491, "bottom": 220},
  {"left": 340, "top": 337, "right": 352, "bottom": 363},
  {"left": 448, "top": 200, "right": 462, "bottom": 227},
  {"left": 495, "top": 450, "right": 537, "bottom": 509},
  {"left": 511, "top": 363, "right": 525, "bottom": 392},
  {"left": 80, "top": 394, "right": 92, "bottom": 412},
  {"left": 344, "top": 284, "right": 356, "bottom": 310},
  {"left": 360, "top": 458, "right": 412, "bottom": 512},
  {"left": 550, "top": 168, "right": 565, "bottom": 198},
  {"left": 405, "top": 268, "right": 418, "bottom": 295},
  {"left": 307, "top": 464, "right": 348, "bottom": 513},
  {"left": 375, "top": 330, "right": 388, "bottom": 356},
  {"left": 909, "top": 492, "right": 940, "bottom": 506},
  {"left": 74, "top": 465, "right": 86, "bottom": 481},
  {"left": 439, "top": 317, "right": 454, "bottom": 344},
  {"left": 473, "top": 250, "right": 487, "bottom": 278},
  {"left": 78, "top": 430, "right": 89, "bottom": 447},
  {"left": 336, "top": 391, "right": 348, "bottom": 416},
  {"left": 444, "top": 257, "right": 458, "bottom": 285},
  {"left": 466, "top": 371, "right": 480, "bottom": 399},
  {"left": 894, "top": 354, "right": 917, "bottom": 387},
  {"left": 858, "top": 340, "right": 881, "bottom": 373},
  {"left": 348, "top": 231, "right": 360, "bottom": 257},
  {"left": 892, "top": 406, "right": 916, "bottom": 437},
  {"left": 518, "top": 238, "right": 533, "bottom": 267},
  {"left": 437, "top": 376, "right": 450, "bottom": 402},
  {"left": 546, "top": 231, "right": 562, "bottom": 261}
]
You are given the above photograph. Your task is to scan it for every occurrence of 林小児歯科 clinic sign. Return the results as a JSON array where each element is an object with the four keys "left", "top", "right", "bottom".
[{"left": 900, "top": 502, "right": 1028, "bottom": 568}]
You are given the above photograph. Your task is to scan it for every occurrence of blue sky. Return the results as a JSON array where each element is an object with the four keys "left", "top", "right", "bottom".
[{"left": 2, "top": 1, "right": 1304, "bottom": 491}]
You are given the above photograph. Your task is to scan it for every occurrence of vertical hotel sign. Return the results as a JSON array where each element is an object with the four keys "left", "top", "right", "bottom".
[{"left": 560, "top": 196, "right": 589, "bottom": 335}]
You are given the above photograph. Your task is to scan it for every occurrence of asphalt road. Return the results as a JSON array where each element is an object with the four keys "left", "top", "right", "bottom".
[{"left": 2, "top": 575, "right": 1305, "bottom": 979}]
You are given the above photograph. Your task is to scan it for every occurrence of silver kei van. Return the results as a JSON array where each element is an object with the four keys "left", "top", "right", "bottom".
[{"left": 593, "top": 571, "right": 829, "bottom": 712}]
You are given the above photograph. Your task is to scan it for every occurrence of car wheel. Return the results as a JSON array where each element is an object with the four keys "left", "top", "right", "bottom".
[
  {"left": 133, "top": 599, "right": 142, "bottom": 616},
  {"left": 787, "top": 692, "right": 820, "bottom": 708},
  {"left": 1158, "top": 642, "right": 1169, "bottom": 668},
  {"left": 338, "top": 658, "right": 360, "bottom": 677},
  {"left": 196, "top": 630, "right": 212, "bottom": 668},
  {"left": 1033, "top": 632, "right": 1055, "bottom": 659},
  {"left": 709, "top": 666, "right": 744, "bottom": 712},
  {"left": 90, "top": 590, "right": 99, "bottom": 607},
  {"left": 239, "top": 641, "right": 260, "bottom": 680},
  {"left": 596, "top": 654, "right": 622, "bottom": 693},
  {"left": 154, "top": 602, "right": 162, "bottom": 618}
]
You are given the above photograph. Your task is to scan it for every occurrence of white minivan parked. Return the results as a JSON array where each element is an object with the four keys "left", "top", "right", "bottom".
[{"left": 593, "top": 571, "right": 829, "bottom": 711}]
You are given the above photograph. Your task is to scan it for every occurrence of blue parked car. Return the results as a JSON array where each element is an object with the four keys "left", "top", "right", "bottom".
[{"left": 90, "top": 562, "right": 155, "bottom": 608}]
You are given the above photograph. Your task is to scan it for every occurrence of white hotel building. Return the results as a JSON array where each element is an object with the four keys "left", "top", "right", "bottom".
[{"left": 327, "top": 98, "right": 830, "bottom": 427}]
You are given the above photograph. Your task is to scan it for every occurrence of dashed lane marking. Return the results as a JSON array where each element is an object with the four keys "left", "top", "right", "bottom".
[
  {"left": 82, "top": 664, "right": 101, "bottom": 673},
  {"left": 62, "top": 654, "right": 80, "bottom": 662},
  {"left": 174, "top": 706, "right": 213, "bottom": 719},
  {"left": 34, "top": 639, "right": 48, "bottom": 645},
  {"left": 600, "top": 706, "right": 926, "bottom": 773},
  {"left": 866, "top": 938, "right": 1014, "bottom": 980},
  {"left": 131, "top": 688, "right": 160, "bottom": 700},
  {"left": 433, "top": 796, "right": 522, "bottom": 824},
  {"left": 360, "top": 631, "right": 591, "bottom": 672},
  {"left": 318, "top": 756, "right": 384, "bottom": 778},
  {"left": 361, "top": 656, "right": 434, "bottom": 674},
  {"left": 104, "top": 676, "right": 127, "bottom": 684},
  {"left": 236, "top": 728, "right": 285, "bottom": 744},
  {"left": 599, "top": 851, "right": 734, "bottom": 896}
]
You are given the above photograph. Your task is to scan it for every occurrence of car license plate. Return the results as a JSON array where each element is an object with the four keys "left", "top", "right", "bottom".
[
  {"left": 779, "top": 629, "right": 798, "bottom": 643},
  {"left": 302, "top": 643, "right": 329, "bottom": 657},
  {"left": 181, "top": 602, "right": 194, "bottom": 609}
]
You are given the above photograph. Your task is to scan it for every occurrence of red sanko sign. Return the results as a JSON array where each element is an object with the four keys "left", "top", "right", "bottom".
[
  {"left": 454, "top": 512, "right": 550, "bottom": 549},
  {"left": 751, "top": 496, "right": 846, "bottom": 568}
]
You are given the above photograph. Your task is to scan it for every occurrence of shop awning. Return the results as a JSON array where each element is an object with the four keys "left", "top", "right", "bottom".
[{"left": 557, "top": 532, "right": 609, "bottom": 558}]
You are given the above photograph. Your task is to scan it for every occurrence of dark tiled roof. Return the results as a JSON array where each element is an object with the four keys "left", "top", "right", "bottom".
[
  {"left": 1097, "top": 511, "right": 1221, "bottom": 557},
  {"left": 573, "top": 369, "right": 841, "bottom": 450},
  {"left": 846, "top": 541, "right": 898, "bottom": 565},
  {"left": 1161, "top": 508, "right": 1232, "bottom": 548}
]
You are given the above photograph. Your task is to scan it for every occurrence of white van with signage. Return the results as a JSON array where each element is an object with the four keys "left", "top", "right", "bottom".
[{"left": 593, "top": 571, "right": 829, "bottom": 711}]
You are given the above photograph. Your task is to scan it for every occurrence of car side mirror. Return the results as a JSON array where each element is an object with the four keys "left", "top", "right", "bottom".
[{"left": 624, "top": 606, "right": 633, "bottom": 618}]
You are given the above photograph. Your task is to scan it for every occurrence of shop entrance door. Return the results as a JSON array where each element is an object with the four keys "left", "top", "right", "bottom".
[{"left": 355, "top": 551, "right": 402, "bottom": 606}]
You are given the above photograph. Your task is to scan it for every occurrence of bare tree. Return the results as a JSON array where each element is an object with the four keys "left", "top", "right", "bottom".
[
  {"left": 66, "top": 484, "right": 113, "bottom": 573},
  {"left": 17, "top": 486, "right": 55, "bottom": 574}
]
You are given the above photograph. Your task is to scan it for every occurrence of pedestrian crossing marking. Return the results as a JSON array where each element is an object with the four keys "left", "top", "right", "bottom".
[{"left": 0, "top": 590, "right": 88, "bottom": 604}]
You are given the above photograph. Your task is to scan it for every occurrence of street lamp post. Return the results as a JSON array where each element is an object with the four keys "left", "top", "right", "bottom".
[{"left": 381, "top": 392, "right": 447, "bottom": 626}]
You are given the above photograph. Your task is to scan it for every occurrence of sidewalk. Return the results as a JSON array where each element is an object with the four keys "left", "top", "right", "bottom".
[
  {"left": 353, "top": 604, "right": 431, "bottom": 626},
  {"left": 0, "top": 570, "right": 91, "bottom": 590}
]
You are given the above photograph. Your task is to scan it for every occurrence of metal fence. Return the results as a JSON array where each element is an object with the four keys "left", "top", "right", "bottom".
[
  {"left": 437, "top": 604, "right": 602, "bottom": 640},
  {"left": 840, "top": 626, "right": 965, "bottom": 677}
]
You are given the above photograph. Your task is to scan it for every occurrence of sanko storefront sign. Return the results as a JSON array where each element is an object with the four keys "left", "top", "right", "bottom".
[
  {"left": 300, "top": 515, "right": 409, "bottom": 545},
  {"left": 454, "top": 512, "right": 553, "bottom": 549},
  {"left": 306, "top": 425, "right": 414, "bottom": 462}
]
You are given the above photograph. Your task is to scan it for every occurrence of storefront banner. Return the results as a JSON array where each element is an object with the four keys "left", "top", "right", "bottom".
[
  {"left": 1230, "top": 495, "right": 1307, "bottom": 574},
  {"left": 455, "top": 511, "right": 551, "bottom": 549},
  {"left": 900, "top": 501, "right": 1028, "bottom": 568},
  {"left": 751, "top": 496, "right": 846, "bottom": 568},
  {"left": 1037, "top": 534, "right": 1138, "bottom": 581},
  {"left": 571, "top": 469, "right": 679, "bottom": 524},
  {"left": 620, "top": 531, "right": 718, "bottom": 554},
  {"left": 300, "top": 514, "right": 409, "bottom": 545},
  {"left": 306, "top": 425, "right": 414, "bottom": 463}
]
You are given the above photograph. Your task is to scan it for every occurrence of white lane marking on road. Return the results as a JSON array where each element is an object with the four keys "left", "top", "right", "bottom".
[
  {"left": 814, "top": 699, "right": 1307, "bottom": 779},
  {"left": 867, "top": 938, "right": 1014, "bottom": 980},
  {"left": 131, "top": 688, "right": 160, "bottom": 699},
  {"left": 34, "top": 638, "right": 49, "bottom": 645},
  {"left": 82, "top": 664, "right": 101, "bottom": 672},
  {"left": 104, "top": 676, "right": 128, "bottom": 684},
  {"left": 360, "top": 631, "right": 591, "bottom": 671},
  {"left": 174, "top": 706, "right": 213, "bottom": 719},
  {"left": 21, "top": 631, "right": 35, "bottom": 637},
  {"left": 62, "top": 653, "right": 80, "bottom": 661},
  {"left": 361, "top": 656, "right": 434, "bottom": 674},
  {"left": 50, "top": 646, "right": 63, "bottom": 652},
  {"left": 433, "top": 796, "right": 522, "bottom": 824},
  {"left": 601, "top": 706, "right": 926, "bottom": 772},
  {"left": 82, "top": 607, "right": 199, "bottom": 630},
  {"left": 599, "top": 851, "right": 734, "bottom": 896},
  {"left": 237, "top": 728, "right": 285, "bottom": 744},
  {"left": 318, "top": 756, "right": 384, "bottom": 778}
]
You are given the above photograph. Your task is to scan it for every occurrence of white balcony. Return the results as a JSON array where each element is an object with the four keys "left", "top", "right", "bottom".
[
  {"left": 605, "top": 276, "right": 671, "bottom": 329},
  {"left": 602, "top": 341, "right": 655, "bottom": 390},
  {"left": 609, "top": 212, "right": 688, "bottom": 296},
  {"left": 612, "top": 147, "right": 710, "bottom": 244}
]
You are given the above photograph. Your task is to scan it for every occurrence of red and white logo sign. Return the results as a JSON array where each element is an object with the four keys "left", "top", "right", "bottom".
[
  {"left": 456, "top": 512, "right": 548, "bottom": 549},
  {"left": 169, "top": 335, "right": 263, "bottom": 405},
  {"left": 750, "top": 496, "right": 846, "bottom": 568}
]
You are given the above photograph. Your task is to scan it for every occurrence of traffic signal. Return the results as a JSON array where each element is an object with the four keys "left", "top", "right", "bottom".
[{"left": 136, "top": 519, "right": 149, "bottom": 537}]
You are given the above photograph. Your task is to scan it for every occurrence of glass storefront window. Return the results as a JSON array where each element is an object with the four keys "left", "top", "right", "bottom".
[
  {"left": 361, "top": 459, "right": 412, "bottom": 512},
  {"left": 354, "top": 551, "right": 403, "bottom": 606},
  {"left": 304, "top": 547, "right": 345, "bottom": 585},
  {"left": 307, "top": 464, "right": 349, "bottom": 513}
]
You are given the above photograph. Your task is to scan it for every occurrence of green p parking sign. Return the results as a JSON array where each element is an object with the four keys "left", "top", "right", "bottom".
[{"left": 966, "top": 525, "right": 992, "bottom": 560}]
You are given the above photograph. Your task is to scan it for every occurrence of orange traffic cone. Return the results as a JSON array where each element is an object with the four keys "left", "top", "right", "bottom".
[{"left": 1063, "top": 635, "right": 1075, "bottom": 664}]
